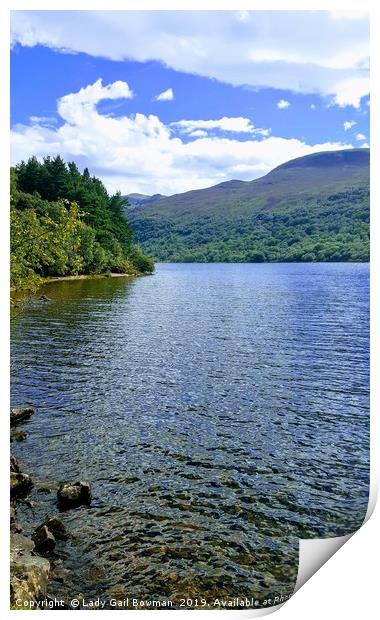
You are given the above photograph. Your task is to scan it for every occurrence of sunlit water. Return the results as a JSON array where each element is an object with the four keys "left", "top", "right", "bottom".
[{"left": 11, "top": 263, "right": 369, "bottom": 607}]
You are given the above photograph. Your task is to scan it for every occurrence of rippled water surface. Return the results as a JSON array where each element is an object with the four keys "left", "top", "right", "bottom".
[{"left": 11, "top": 263, "right": 370, "bottom": 607}]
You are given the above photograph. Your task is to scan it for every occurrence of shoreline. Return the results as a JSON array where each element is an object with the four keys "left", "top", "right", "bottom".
[
  {"left": 10, "top": 271, "right": 152, "bottom": 294},
  {"left": 43, "top": 272, "right": 138, "bottom": 284}
]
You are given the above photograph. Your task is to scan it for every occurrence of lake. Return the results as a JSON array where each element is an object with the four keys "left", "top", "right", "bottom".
[{"left": 11, "top": 263, "right": 370, "bottom": 607}]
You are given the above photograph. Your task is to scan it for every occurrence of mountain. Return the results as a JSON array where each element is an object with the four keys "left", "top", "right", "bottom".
[
  {"left": 122, "top": 192, "right": 165, "bottom": 211},
  {"left": 127, "top": 149, "right": 370, "bottom": 263}
]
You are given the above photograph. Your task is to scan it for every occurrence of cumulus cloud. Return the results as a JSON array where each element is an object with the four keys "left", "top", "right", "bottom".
[
  {"left": 277, "top": 99, "right": 290, "bottom": 109},
  {"left": 57, "top": 78, "right": 133, "bottom": 124},
  {"left": 343, "top": 120, "right": 357, "bottom": 131},
  {"left": 10, "top": 10, "right": 369, "bottom": 107},
  {"left": 11, "top": 80, "right": 353, "bottom": 196},
  {"left": 356, "top": 132, "right": 366, "bottom": 141},
  {"left": 155, "top": 87, "right": 174, "bottom": 101},
  {"left": 332, "top": 76, "right": 370, "bottom": 108}
]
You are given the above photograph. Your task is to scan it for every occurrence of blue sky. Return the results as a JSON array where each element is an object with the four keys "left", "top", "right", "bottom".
[{"left": 10, "top": 11, "right": 370, "bottom": 195}]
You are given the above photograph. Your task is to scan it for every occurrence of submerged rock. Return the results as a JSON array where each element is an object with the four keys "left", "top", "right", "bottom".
[
  {"left": 10, "top": 455, "right": 20, "bottom": 473},
  {"left": 51, "top": 567, "right": 70, "bottom": 584},
  {"left": 57, "top": 481, "right": 91, "bottom": 509},
  {"left": 43, "top": 515, "right": 69, "bottom": 540},
  {"left": 11, "top": 430, "right": 27, "bottom": 442},
  {"left": 10, "top": 407, "right": 34, "bottom": 427},
  {"left": 32, "top": 525, "right": 56, "bottom": 553}
]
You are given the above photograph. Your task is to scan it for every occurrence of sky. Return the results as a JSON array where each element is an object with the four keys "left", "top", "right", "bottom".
[{"left": 10, "top": 10, "right": 370, "bottom": 196}]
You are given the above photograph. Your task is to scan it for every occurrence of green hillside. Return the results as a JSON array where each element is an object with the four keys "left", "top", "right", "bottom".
[{"left": 127, "top": 149, "right": 370, "bottom": 263}]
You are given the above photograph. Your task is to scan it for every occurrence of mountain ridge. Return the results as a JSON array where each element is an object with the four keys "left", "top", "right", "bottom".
[{"left": 127, "top": 148, "right": 370, "bottom": 263}]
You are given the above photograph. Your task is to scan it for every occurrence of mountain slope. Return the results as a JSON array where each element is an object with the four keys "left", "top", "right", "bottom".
[
  {"left": 122, "top": 193, "right": 165, "bottom": 211},
  {"left": 127, "top": 149, "right": 370, "bottom": 263}
]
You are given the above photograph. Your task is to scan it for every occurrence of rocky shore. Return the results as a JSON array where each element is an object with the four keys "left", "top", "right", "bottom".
[{"left": 10, "top": 406, "right": 91, "bottom": 609}]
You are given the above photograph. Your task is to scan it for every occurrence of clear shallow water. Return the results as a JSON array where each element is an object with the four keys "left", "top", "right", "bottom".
[{"left": 11, "top": 263, "right": 369, "bottom": 607}]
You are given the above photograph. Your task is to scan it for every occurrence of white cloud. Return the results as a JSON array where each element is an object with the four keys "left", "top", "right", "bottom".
[
  {"left": 331, "top": 76, "right": 370, "bottom": 108},
  {"left": 11, "top": 80, "right": 353, "bottom": 196},
  {"left": 356, "top": 133, "right": 366, "bottom": 141},
  {"left": 361, "top": 143, "right": 370, "bottom": 148},
  {"left": 10, "top": 11, "right": 369, "bottom": 106},
  {"left": 171, "top": 117, "right": 259, "bottom": 134},
  {"left": 155, "top": 88, "right": 174, "bottom": 101},
  {"left": 343, "top": 120, "right": 357, "bottom": 131},
  {"left": 277, "top": 99, "right": 290, "bottom": 109},
  {"left": 188, "top": 129, "right": 208, "bottom": 138},
  {"left": 29, "top": 115, "right": 58, "bottom": 127},
  {"left": 310, "top": 104, "right": 316, "bottom": 110}
]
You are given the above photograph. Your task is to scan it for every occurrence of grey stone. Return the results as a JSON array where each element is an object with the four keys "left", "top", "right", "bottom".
[
  {"left": 57, "top": 480, "right": 91, "bottom": 508},
  {"left": 11, "top": 554, "right": 50, "bottom": 605},
  {"left": 32, "top": 525, "right": 56, "bottom": 553},
  {"left": 43, "top": 515, "right": 69, "bottom": 540}
]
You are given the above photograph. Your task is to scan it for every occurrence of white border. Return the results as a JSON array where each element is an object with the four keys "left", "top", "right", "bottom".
[{"left": 1, "top": 1, "right": 377, "bottom": 618}]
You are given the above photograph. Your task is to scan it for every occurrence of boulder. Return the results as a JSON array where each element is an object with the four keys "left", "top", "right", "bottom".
[
  {"left": 10, "top": 533, "right": 35, "bottom": 557},
  {"left": 10, "top": 407, "right": 34, "bottom": 427},
  {"left": 10, "top": 472, "right": 33, "bottom": 498},
  {"left": 10, "top": 553, "right": 50, "bottom": 605},
  {"left": 57, "top": 481, "right": 91, "bottom": 509},
  {"left": 10, "top": 531, "right": 50, "bottom": 606},
  {"left": 32, "top": 525, "right": 56, "bottom": 553},
  {"left": 43, "top": 515, "right": 69, "bottom": 540}
]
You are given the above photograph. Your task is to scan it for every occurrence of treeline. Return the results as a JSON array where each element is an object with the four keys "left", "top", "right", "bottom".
[
  {"left": 132, "top": 188, "right": 369, "bottom": 263},
  {"left": 11, "top": 156, "right": 154, "bottom": 289}
]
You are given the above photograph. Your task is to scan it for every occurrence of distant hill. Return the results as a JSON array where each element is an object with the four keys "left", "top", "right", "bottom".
[
  {"left": 122, "top": 193, "right": 165, "bottom": 211},
  {"left": 127, "top": 149, "right": 370, "bottom": 262}
]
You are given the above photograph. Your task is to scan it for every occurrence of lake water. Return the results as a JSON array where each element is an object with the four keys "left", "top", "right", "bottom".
[{"left": 11, "top": 263, "right": 370, "bottom": 607}]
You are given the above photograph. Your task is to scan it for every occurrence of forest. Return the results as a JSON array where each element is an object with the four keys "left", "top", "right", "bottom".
[
  {"left": 10, "top": 156, "right": 154, "bottom": 289},
  {"left": 131, "top": 187, "right": 370, "bottom": 263}
]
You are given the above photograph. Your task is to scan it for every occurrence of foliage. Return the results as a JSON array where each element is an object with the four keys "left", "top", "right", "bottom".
[
  {"left": 10, "top": 157, "right": 154, "bottom": 289},
  {"left": 129, "top": 151, "right": 370, "bottom": 263}
]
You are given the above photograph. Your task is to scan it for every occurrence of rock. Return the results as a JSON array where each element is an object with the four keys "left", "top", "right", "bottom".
[
  {"left": 11, "top": 553, "right": 50, "bottom": 605},
  {"left": 10, "top": 531, "right": 50, "bottom": 606},
  {"left": 10, "top": 407, "right": 34, "bottom": 427},
  {"left": 37, "top": 485, "right": 53, "bottom": 494},
  {"left": 10, "top": 504, "right": 17, "bottom": 523},
  {"left": 11, "top": 533, "right": 35, "bottom": 556},
  {"left": 51, "top": 567, "right": 70, "bottom": 583},
  {"left": 43, "top": 515, "right": 69, "bottom": 540},
  {"left": 11, "top": 430, "right": 27, "bottom": 442},
  {"left": 57, "top": 481, "right": 91, "bottom": 509},
  {"left": 10, "top": 472, "right": 33, "bottom": 498},
  {"left": 32, "top": 525, "right": 56, "bottom": 553},
  {"left": 10, "top": 455, "right": 20, "bottom": 473}
]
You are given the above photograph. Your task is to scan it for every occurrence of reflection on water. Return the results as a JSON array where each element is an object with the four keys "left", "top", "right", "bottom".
[{"left": 11, "top": 264, "right": 369, "bottom": 607}]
